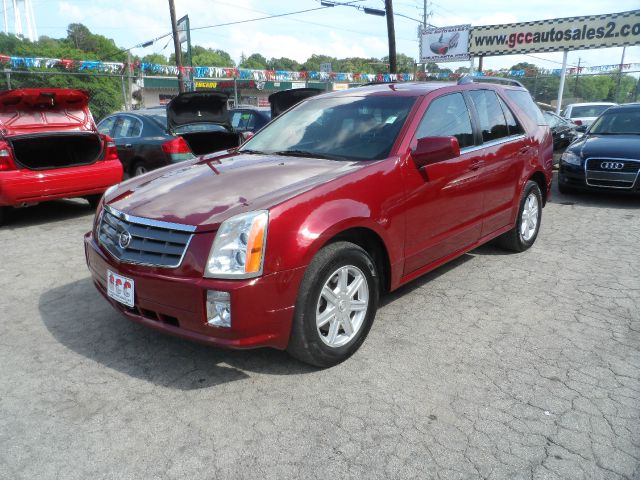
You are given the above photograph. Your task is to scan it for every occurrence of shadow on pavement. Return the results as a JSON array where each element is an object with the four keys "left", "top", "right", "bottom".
[
  {"left": 39, "top": 278, "right": 317, "bottom": 390},
  {"left": 2, "top": 199, "right": 94, "bottom": 229},
  {"left": 381, "top": 253, "right": 473, "bottom": 307}
]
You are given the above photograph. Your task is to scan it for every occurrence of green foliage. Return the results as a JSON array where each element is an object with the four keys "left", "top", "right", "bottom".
[
  {"left": 239, "top": 53, "right": 268, "bottom": 69},
  {"left": 268, "top": 57, "right": 301, "bottom": 71},
  {"left": 141, "top": 53, "right": 168, "bottom": 64},
  {"left": 520, "top": 72, "right": 638, "bottom": 104},
  {"left": 0, "top": 26, "right": 124, "bottom": 119}
]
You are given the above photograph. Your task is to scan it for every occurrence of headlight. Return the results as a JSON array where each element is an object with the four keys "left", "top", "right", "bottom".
[
  {"left": 561, "top": 151, "right": 581, "bottom": 166},
  {"left": 205, "top": 210, "right": 268, "bottom": 279}
]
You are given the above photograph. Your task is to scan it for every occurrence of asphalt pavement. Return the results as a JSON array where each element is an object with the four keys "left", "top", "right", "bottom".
[{"left": 0, "top": 176, "right": 638, "bottom": 479}]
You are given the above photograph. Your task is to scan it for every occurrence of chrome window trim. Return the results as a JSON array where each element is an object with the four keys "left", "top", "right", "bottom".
[
  {"left": 584, "top": 157, "right": 640, "bottom": 189},
  {"left": 103, "top": 205, "right": 197, "bottom": 232},
  {"left": 460, "top": 134, "right": 526, "bottom": 154}
]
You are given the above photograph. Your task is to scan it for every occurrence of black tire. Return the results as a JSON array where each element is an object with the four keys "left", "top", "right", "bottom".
[
  {"left": 495, "top": 180, "right": 542, "bottom": 252},
  {"left": 0, "top": 206, "right": 7, "bottom": 227},
  {"left": 558, "top": 180, "right": 577, "bottom": 195},
  {"left": 287, "top": 241, "right": 379, "bottom": 368},
  {"left": 85, "top": 194, "right": 102, "bottom": 210},
  {"left": 131, "top": 161, "right": 149, "bottom": 177}
]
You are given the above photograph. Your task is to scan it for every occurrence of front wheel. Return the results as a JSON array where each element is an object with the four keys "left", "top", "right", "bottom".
[
  {"left": 85, "top": 194, "right": 102, "bottom": 210},
  {"left": 495, "top": 180, "right": 542, "bottom": 252},
  {"left": 287, "top": 241, "right": 379, "bottom": 367}
]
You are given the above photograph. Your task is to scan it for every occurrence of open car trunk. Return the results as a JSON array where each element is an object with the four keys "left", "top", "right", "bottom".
[
  {"left": 10, "top": 132, "right": 102, "bottom": 170},
  {"left": 180, "top": 130, "right": 241, "bottom": 156}
]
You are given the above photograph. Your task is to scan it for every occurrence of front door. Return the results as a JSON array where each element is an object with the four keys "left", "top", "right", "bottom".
[{"left": 402, "top": 92, "right": 486, "bottom": 275}]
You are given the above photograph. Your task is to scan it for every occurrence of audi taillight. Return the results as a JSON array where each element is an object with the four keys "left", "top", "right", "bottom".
[
  {"left": 0, "top": 141, "right": 17, "bottom": 171},
  {"left": 162, "top": 136, "right": 195, "bottom": 163},
  {"left": 102, "top": 135, "right": 119, "bottom": 161}
]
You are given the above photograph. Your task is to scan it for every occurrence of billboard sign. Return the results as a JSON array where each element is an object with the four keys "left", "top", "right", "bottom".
[
  {"left": 420, "top": 25, "right": 471, "bottom": 62},
  {"left": 470, "top": 10, "right": 640, "bottom": 56}
]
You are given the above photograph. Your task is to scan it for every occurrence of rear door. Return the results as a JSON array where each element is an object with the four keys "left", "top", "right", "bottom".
[
  {"left": 112, "top": 115, "right": 143, "bottom": 172},
  {"left": 467, "top": 89, "right": 528, "bottom": 237},
  {"left": 402, "top": 92, "right": 485, "bottom": 275}
]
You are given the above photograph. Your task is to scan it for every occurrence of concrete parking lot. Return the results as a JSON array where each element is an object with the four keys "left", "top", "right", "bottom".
[{"left": 0, "top": 177, "right": 638, "bottom": 480}]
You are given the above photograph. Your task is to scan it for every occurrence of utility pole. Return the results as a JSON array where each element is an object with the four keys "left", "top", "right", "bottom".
[
  {"left": 614, "top": 46, "right": 626, "bottom": 103},
  {"left": 168, "top": 0, "right": 185, "bottom": 93},
  {"left": 385, "top": 0, "right": 397, "bottom": 73},
  {"left": 126, "top": 51, "right": 133, "bottom": 110},
  {"left": 422, "top": 0, "right": 427, "bottom": 72}
]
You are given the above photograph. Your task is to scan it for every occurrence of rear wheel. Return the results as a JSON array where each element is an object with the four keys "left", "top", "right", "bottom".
[
  {"left": 0, "top": 206, "right": 8, "bottom": 227},
  {"left": 287, "top": 241, "right": 379, "bottom": 367},
  {"left": 495, "top": 180, "right": 542, "bottom": 252},
  {"left": 132, "top": 161, "right": 149, "bottom": 177}
]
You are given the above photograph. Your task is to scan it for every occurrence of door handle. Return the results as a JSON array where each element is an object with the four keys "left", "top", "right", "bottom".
[
  {"left": 519, "top": 146, "right": 531, "bottom": 155},
  {"left": 470, "top": 160, "right": 485, "bottom": 170}
]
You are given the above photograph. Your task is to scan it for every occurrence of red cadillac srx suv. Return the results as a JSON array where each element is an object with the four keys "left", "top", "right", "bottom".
[
  {"left": 0, "top": 88, "right": 123, "bottom": 225},
  {"left": 85, "top": 79, "right": 553, "bottom": 367}
]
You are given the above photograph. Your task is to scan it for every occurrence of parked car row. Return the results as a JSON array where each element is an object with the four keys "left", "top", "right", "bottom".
[{"left": 1, "top": 82, "right": 636, "bottom": 367}]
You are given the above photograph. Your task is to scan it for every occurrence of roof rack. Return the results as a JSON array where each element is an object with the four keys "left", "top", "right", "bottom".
[{"left": 458, "top": 76, "right": 525, "bottom": 88}]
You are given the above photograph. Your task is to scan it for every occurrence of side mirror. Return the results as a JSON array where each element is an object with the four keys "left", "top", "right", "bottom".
[
  {"left": 574, "top": 124, "right": 587, "bottom": 133},
  {"left": 240, "top": 131, "right": 255, "bottom": 144},
  {"left": 411, "top": 136, "right": 460, "bottom": 168}
]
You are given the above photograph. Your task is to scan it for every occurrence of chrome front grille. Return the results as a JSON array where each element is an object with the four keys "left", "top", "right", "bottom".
[
  {"left": 98, "top": 206, "right": 195, "bottom": 268},
  {"left": 585, "top": 158, "right": 640, "bottom": 189}
]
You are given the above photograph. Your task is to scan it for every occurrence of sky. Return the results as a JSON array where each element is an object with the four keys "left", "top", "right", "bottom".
[{"left": 6, "top": 0, "right": 640, "bottom": 73}]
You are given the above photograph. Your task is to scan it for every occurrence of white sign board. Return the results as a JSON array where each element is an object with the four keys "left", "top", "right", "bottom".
[{"left": 420, "top": 24, "right": 471, "bottom": 63}]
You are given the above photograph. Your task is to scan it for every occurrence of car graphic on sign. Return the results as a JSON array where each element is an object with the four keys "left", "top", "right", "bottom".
[{"left": 430, "top": 32, "right": 460, "bottom": 55}]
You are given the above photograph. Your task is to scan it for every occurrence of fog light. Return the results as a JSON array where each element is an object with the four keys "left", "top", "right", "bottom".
[{"left": 206, "top": 290, "right": 231, "bottom": 327}]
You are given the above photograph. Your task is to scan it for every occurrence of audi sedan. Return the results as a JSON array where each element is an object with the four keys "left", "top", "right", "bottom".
[
  {"left": 85, "top": 80, "right": 552, "bottom": 367},
  {"left": 558, "top": 103, "right": 640, "bottom": 194}
]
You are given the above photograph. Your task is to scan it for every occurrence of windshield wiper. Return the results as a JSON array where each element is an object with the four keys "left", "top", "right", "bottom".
[
  {"left": 272, "top": 150, "right": 348, "bottom": 160},
  {"left": 239, "top": 149, "right": 265, "bottom": 154}
]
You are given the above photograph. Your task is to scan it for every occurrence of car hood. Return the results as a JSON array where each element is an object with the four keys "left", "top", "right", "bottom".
[
  {"left": 106, "top": 153, "right": 361, "bottom": 231},
  {"left": 166, "top": 91, "right": 231, "bottom": 131},
  {"left": 0, "top": 88, "right": 94, "bottom": 136},
  {"left": 575, "top": 134, "right": 640, "bottom": 160}
]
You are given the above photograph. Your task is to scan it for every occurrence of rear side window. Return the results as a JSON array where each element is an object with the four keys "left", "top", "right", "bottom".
[
  {"left": 416, "top": 93, "right": 474, "bottom": 148},
  {"left": 97, "top": 116, "right": 115, "bottom": 136},
  {"left": 498, "top": 97, "right": 524, "bottom": 136},
  {"left": 505, "top": 90, "right": 546, "bottom": 126},
  {"left": 469, "top": 90, "right": 509, "bottom": 142}
]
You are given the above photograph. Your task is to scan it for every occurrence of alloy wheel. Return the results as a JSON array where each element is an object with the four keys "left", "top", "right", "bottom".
[{"left": 316, "top": 265, "right": 369, "bottom": 348}]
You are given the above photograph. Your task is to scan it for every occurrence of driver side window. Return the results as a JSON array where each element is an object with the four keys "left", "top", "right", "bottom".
[{"left": 416, "top": 93, "right": 474, "bottom": 148}]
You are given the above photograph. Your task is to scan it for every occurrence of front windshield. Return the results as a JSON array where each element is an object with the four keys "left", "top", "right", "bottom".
[
  {"left": 589, "top": 110, "right": 640, "bottom": 135},
  {"left": 240, "top": 95, "right": 416, "bottom": 161},
  {"left": 570, "top": 105, "right": 612, "bottom": 118}
]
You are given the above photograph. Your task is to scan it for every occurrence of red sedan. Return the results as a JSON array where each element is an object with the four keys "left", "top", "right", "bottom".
[
  {"left": 85, "top": 80, "right": 552, "bottom": 367},
  {"left": 0, "top": 88, "right": 123, "bottom": 225}
]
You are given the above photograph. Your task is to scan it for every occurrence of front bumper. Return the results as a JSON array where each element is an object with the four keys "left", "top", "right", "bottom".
[
  {"left": 559, "top": 162, "right": 640, "bottom": 194},
  {"left": 84, "top": 232, "right": 305, "bottom": 350}
]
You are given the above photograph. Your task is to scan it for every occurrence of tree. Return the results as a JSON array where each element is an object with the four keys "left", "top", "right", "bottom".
[
  {"left": 268, "top": 57, "right": 301, "bottom": 71},
  {"left": 239, "top": 53, "right": 268, "bottom": 69},
  {"left": 141, "top": 53, "right": 167, "bottom": 64},
  {"left": 382, "top": 53, "right": 415, "bottom": 73}
]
